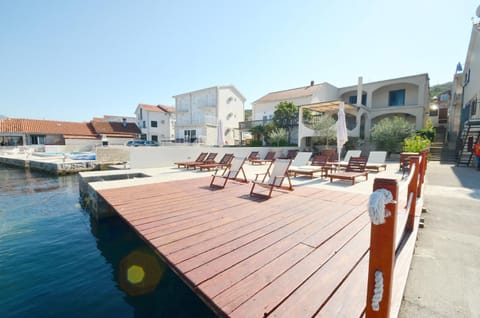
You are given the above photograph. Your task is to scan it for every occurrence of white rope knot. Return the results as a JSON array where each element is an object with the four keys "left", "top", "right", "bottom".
[
  {"left": 368, "top": 189, "right": 394, "bottom": 225},
  {"left": 372, "top": 270, "right": 384, "bottom": 311}
]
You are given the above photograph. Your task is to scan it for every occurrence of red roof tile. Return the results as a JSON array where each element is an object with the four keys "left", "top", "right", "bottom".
[
  {"left": 90, "top": 120, "right": 140, "bottom": 137},
  {"left": 0, "top": 118, "right": 96, "bottom": 137},
  {"left": 253, "top": 84, "right": 323, "bottom": 104},
  {"left": 139, "top": 104, "right": 175, "bottom": 113}
]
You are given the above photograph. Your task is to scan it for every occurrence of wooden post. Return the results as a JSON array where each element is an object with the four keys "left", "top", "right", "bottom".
[
  {"left": 417, "top": 151, "right": 428, "bottom": 197},
  {"left": 366, "top": 178, "right": 398, "bottom": 318},
  {"left": 406, "top": 156, "right": 419, "bottom": 231}
]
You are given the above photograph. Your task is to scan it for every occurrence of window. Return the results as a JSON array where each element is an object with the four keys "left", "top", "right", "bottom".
[
  {"left": 140, "top": 109, "right": 143, "bottom": 120},
  {"left": 348, "top": 94, "right": 367, "bottom": 105},
  {"left": 30, "top": 135, "right": 45, "bottom": 145},
  {"left": 439, "top": 94, "right": 449, "bottom": 102},
  {"left": 184, "top": 129, "right": 196, "bottom": 143},
  {"left": 389, "top": 89, "right": 405, "bottom": 106},
  {"left": 142, "top": 121, "right": 146, "bottom": 128},
  {"left": 151, "top": 135, "right": 158, "bottom": 142},
  {"left": 151, "top": 120, "right": 158, "bottom": 128}
]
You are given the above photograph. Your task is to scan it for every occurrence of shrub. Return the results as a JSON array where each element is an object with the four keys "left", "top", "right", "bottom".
[
  {"left": 268, "top": 128, "right": 288, "bottom": 146},
  {"left": 312, "top": 115, "right": 336, "bottom": 147},
  {"left": 403, "top": 135, "right": 431, "bottom": 152},
  {"left": 371, "top": 116, "right": 415, "bottom": 154},
  {"left": 416, "top": 128, "right": 435, "bottom": 142}
]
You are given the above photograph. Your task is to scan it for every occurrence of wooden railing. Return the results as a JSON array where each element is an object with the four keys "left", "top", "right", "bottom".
[{"left": 366, "top": 150, "right": 428, "bottom": 317}]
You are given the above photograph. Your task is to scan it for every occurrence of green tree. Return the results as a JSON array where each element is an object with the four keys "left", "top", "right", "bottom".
[
  {"left": 249, "top": 125, "right": 264, "bottom": 146},
  {"left": 312, "top": 115, "right": 336, "bottom": 147},
  {"left": 371, "top": 116, "right": 415, "bottom": 154},
  {"left": 302, "top": 108, "right": 313, "bottom": 123},
  {"left": 273, "top": 101, "right": 298, "bottom": 143},
  {"left": 403, "top": 135, "right": 431, "bottom": 152},
  {"left": 268, "top": 128, "right": 288, "bottom": 146}
]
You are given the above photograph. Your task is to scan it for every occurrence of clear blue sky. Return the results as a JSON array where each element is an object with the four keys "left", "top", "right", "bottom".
[{"left": 0, "top": 0, "right": 479, "bottom": 122}]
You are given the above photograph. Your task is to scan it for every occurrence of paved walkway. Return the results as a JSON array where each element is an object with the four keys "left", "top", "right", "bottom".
[{"left": 399, "top": 162, "right": 480, "bottom": 318}]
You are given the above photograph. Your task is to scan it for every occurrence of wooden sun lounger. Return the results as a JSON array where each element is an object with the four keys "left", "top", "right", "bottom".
[
  {"left": 198, "top": 154, "right": 234, "bottom": 171},
  {"left": 289, "top": 155, "right": 330, "bottom": 178},
  {"left": 174, "top": 152, "right": 208, "bottom": 168},
  {"left": 365, "top": 151, "right": 387, "bottom": 171},
  {"left": 249, "top": 151, "right": 276, "bottom": 165},
  {"left": 210, "top": 157, "right": 248, "bottom": 188},
  {"left": 185, "top": 153, "right": 218, "bottom": 170},
  {"left": 250, "top": 159, "right": 293, "bottom": 198},
  {"left": 329, "top": 157, "right": 368, "bottom": 185}
]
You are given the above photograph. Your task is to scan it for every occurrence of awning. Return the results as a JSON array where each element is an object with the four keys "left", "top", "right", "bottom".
[{"left": 299, "top": 100, "right": 357, "bottom": 113}]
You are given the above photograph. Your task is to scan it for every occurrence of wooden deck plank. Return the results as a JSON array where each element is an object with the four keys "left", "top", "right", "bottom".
[
  {"left": 302, "top": 207, "right": 368, "bottom": 248},
  {"left": 265, "top": 227, "right": 370, "bottom": 318},
  {"left": 315, "top": 254, "right": 369, "bottom": 318},
  {"left": 198, "top": 204, "right": 360, "bottom": 299},
  {"left": 213, "top": 210, "right": 371, "bottom": 315},
  {"left": 144, "top": 198, "right": 310, "bottom": 249},
  {"left": 96, "top": 175, "right": 419, "bottom": 318},
  {"left": 229, "top": 223, "right": 370, "bottom": 318},
  {"left": 164, "top": 204, "right": 312, "bottom": 263},
  {"left": 183, "top": 208, "right": 330, "bottom": 284}
]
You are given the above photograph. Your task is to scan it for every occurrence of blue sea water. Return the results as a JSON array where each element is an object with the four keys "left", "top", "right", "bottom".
[{"left": 0, "top": 165, "right": 215, "bottom": 318}]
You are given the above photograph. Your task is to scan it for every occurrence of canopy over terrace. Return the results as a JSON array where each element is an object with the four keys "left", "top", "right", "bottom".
[
  {"left": 298, "top": 100, "right": 360, "bottom": 151},
  {"left": 299, "top": 100, "right": 358, "bottom": 114}
]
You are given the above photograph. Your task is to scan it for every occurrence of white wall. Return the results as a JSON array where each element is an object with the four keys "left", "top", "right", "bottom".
[
  {"left": 463, "top": 26, "right": 480, "bottom": 118},
  {"left": 129, "top": 146, "right": 298, "bottom": 169},
  {"left": 217, "top": 87, "right": 245, "bottom": 145}
]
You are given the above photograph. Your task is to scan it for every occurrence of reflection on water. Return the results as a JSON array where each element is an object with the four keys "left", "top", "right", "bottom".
[{"left": 0, "top": 164, "right": 215, "bottom": 318}]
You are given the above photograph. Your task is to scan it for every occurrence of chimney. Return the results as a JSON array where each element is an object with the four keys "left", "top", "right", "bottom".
[
  {"left": 310, "top": 80, "right": 314, "bottom": 86},
  {"left": 356, "top": 76, "right": 363, "bottom": 106},
  {"left": 122, "top": 118, "right": 127, "bottom": 128}
]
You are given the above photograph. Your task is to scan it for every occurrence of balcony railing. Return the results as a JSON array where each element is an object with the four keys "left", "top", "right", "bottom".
[
  {"left": 238, "top": 119, "right": 275, "bottom": 130},
  {"left": 176, "top": 116, "right": 217, "bottom": 126}
]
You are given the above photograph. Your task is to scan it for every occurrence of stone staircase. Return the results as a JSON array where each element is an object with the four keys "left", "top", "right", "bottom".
[{"left": 429, "top": 127, "right": 456, "bottom": 163}]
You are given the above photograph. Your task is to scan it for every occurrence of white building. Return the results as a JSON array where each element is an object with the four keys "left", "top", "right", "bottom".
[
  {"left": 134, "top": 104, "right": 175, "bottom": 142},
  {"left": 250, "top": 74, "right": 430, "bottom": 149},
  {"left": 252, "top": 81, "right": 338, "bottom": 121},
  {"left": 173, "top": 85, "right": 246, "bottom": 145},
  {"left": 461, "top": 20, "right": 480, "bottom": 122}
]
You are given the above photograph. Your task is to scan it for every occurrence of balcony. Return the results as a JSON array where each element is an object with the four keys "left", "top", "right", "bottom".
[
  {"left": 176, "top": 116, "right": 217, "bottom": 127},
  {"left": 239, "top": 119, "right": 274, "bottom": 130}
]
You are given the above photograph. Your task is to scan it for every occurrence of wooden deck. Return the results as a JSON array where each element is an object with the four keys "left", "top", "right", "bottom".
[{"left": 98, "top": 177, "right": 375, "bottom": 317}]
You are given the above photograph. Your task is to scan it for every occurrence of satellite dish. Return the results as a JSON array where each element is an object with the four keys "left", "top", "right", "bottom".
[{"left": 477, "top": 5, "right": 480, "bottom": 18}]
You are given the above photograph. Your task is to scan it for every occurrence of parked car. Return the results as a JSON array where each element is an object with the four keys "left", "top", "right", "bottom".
[
  {"left": 144, "top": 141, "right": 159, "bottom": 146},
  {"left": 126, "top": 140, "right": 146, "bottom": 147},
  {"left": 126, "top": 140, "right": 159, "bottom": 147}
]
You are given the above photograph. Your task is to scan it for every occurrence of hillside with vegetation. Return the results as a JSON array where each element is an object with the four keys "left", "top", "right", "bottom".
[{"left": 430, "top": 82, "right": 452, "bottom": 99}]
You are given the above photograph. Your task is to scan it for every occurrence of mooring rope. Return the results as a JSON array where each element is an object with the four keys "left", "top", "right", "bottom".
[
  {"left": 368, "top": 189, "right": 394, "bottom": 225},
  {"left": 372, "top": 270, "right": 384, "bottom": 311}
]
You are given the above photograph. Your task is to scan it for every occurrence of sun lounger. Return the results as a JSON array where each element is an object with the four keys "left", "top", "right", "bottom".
[
  {"left": 321, "top": 149, "right": 338, "bottom": 162},
  {"left": 337, "top": 150, "right": 362, "bottom": 167},
  {"left": 289, "top": 155, "right": 330, "bottom": 178},
  {"left": 279, "top": 149, "right": 298, "bottom": 159},
  {"left": 185, "top": 153, "right": 218, "bottom": 170},
  {"left": 198, "top": 153, "right": 234, "bottom": 171},
  {"left": 329, "top": 156, "right": 368, "bottom": 185},
  {"left": 365, "top": 151, "right": 387, "bottom": 171},
  {"left": 174, "top": 152, "right": 208, "bottom": 168},
  {"left": 250, "top": 159, "right": 293, "bottom": 198},
  {"left": 247, "top": 151, "right": 259, "bottom": 160},
  {"left": 210, "top": 157, "right": 248, "bottom": 188},
  {"left": 288, "top": 152, "right": 312, "bottom": 170},
  {"left": 249, "top": 151, "right": 276, "bottom": 165}
]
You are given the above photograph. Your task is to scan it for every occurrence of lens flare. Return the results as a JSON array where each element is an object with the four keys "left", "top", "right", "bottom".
[{"left": 119, "top": 247, "right": 165, "bottom": 296}]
